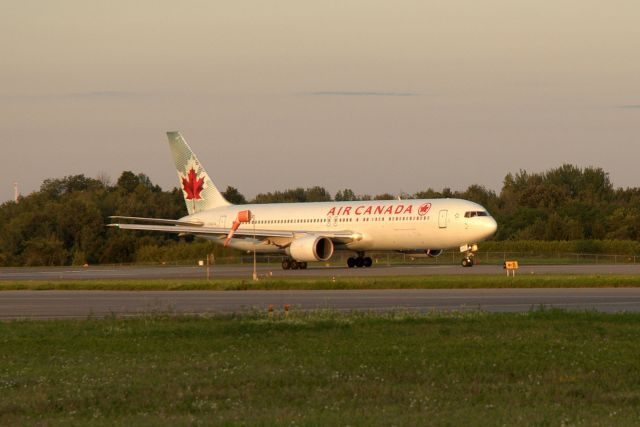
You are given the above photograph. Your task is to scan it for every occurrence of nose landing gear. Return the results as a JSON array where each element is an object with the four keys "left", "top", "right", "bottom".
[
  {"left": 461, "top": 255, "right": 474, "bottom": 267},
  {"left": 460, "top": 244, "right": 478, "bottom": 268}
]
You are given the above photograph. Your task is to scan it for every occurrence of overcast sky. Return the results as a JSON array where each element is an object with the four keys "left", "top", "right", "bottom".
[{"left": 2, "top": 1, "right": 639, "bottom": 203}]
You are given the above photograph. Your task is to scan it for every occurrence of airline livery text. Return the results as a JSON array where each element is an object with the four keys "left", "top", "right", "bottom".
[{"left": 326, "top": 203, "right": 431, "bottom": 217}]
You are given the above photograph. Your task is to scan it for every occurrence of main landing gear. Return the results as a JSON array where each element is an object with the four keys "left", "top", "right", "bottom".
[
  {"left": 281, "top": 258, "right": 307, "bottom": 270},
  {"left": 347, "top": 253, "right": 373, "bottom": 268}
]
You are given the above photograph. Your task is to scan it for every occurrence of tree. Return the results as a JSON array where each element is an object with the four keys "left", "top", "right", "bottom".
[
  {"left": 222, "top": 186, "right": 247, "bottom": 204},
  {"left": 414, "top": 189, "right": 442, "bottom": 199},
  {"left": 335, "top": 188, "right": 359, "bottom": 201},
  {"left": 374, "top": 193, "right": 395, "bottom": 200},
  {"left": 2, "top": 162, "right": 640, "bottom": 267},
  {"left": 116, "top": 171, "right": 140, "bottom": 193},
  {"left": 22, "top": 235, "right": 68, "bottom": 266},
  {"left": 40, "top": 174, "right": 104, "bottom": 198},
  {"left": 252, "top": 187, "right": 331, "bottom": 203},
  {"left": 305, "top": 186, "right": 332, "bottom": 202}
]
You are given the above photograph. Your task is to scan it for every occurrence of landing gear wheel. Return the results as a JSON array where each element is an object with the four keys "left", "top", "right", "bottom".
[
  {"left": 355, "top": 257, "right": 364, "bottom": 268},
  {"left": 282, "top": 259, "right": 292, "bottom": 270},
  {"left": 363, "top": 257, "right": 373, "bottom": 267},
  {"left": 300, "top": 262, "right": 308, "bottom": 270},
  {"left": 291, "top": 261, "right": 299, "bottom": 270},
  {"left": 347, "top": 257, "right": 356, "bottom": 268},
  {"left": 461, "top": 257, "right": 474, "bottom": 267}
]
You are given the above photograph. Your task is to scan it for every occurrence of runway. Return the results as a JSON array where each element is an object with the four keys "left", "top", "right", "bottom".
[
  {"left": 3, "top": 264, "right": 640, "bottom": 319},
  {"left": 2, "top": 263, "right": 640, "bottom": 281},
  {"left": 2, "top": 288, "right": 640, "bottom": 319}
]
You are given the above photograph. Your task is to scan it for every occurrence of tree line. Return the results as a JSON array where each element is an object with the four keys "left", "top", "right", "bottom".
[{"left": 1, "top": 164, "right": 639, "bottom": 266}]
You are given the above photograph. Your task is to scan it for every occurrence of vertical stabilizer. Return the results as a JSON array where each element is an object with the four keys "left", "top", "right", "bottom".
[{"left": 167, "top": 131, "right": 231, "bottom": 214}]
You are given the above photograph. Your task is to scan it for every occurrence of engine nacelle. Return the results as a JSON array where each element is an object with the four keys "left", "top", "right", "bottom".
[
  {"left": 398, "top": 249, "right": 443, "bottom": 258},
  {"left": 286, "top": 236, "right": 334, "bottom": 262},
  {"left": 425, "top": 249, "right": 443, "bottom": 257}
]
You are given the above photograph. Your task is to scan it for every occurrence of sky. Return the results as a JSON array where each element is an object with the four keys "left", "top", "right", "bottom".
[{"left": 1, "top": 1, "right": 639, "bottom": 203}]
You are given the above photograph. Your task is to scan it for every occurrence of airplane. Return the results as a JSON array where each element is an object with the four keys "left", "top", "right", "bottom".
[{"left": 109, "top": 132, "right": 498, "bottom": 269}]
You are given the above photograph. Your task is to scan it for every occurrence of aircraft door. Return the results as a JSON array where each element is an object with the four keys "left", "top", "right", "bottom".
[
  {"left": 438, "top": 210, "right": 448, "bottom": 228},
  {"left": 219, "top": 215, "right": 227, "bottom": 228}
]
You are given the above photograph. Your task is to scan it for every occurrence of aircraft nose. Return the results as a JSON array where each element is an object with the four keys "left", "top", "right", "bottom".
[{"left": 485, "top": 216, "right": 498, "bottom": 238}]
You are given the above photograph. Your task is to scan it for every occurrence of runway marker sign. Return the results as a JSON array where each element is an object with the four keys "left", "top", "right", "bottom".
[{"left": 504, "top": 261, "right": 519, "bottom": 277}]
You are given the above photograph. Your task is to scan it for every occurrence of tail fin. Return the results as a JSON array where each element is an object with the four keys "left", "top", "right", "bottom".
[{"left": 167, "top": 131, "right": 231, "bottom": 214}]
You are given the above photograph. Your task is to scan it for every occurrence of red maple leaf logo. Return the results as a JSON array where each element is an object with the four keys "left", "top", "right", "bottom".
[
  {"left": 181, "top": 168, "right": 204, "bottom": 200},
  {"left": 418, "top": 203, "right": 431, "bottom": 216}
]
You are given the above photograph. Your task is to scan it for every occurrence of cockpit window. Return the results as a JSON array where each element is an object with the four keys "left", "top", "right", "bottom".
[{"left": 464, "top": 211, "right": 489, "bottom": 218}]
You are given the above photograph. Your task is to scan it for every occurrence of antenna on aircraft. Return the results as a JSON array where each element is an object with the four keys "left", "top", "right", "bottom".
[{"left": 13, "top": 181, "right": 19, "bottom": 203}]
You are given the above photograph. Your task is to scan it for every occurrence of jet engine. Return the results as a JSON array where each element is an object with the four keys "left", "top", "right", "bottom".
[
  {"left": 424, "top": 249, "right": 443, "bottom": 257},
  {"left": 286, "top": 236, "right": 334, "bottom": 262},
  {"left": 399, "top": 249, "right": 443, "bottom": 258}
]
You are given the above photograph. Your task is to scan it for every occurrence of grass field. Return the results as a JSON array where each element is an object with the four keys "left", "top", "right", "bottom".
[
  {"left": 3, "top": 274, "right": 640, "bottom": 291},
  {"left": 1, "top": 310, "right": 640, "bottom": 426}
]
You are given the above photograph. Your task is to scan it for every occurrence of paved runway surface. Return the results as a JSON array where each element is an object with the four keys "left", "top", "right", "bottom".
[
  {"left": 2, "top": 288, "right": 640, "bottom": 319},
  {"left": 3, "top": 264, "right": 640, "bottom": 319},
  {"left": 3, "top": 263, "right": 640, "bottom": 281}
]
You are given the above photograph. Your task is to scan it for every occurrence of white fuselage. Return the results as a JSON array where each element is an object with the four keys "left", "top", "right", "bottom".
[{"left": 183, "top": 198, "right": 497, "bottom": 254}]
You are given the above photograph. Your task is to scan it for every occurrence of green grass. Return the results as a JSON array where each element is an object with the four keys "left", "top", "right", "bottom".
[
  {"left": 3, "top": 274, "right": 640, "bottom": 291},
  {"left": 1, "top": 311, "right": 640, "bottom": 425}
]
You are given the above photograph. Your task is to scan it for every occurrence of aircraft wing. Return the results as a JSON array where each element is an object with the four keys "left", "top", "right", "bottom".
[
  {"left": 107, "top": 221, "right": 360, "bottom": 245},
  {"left": 108, "top": 216, "right": 204, "bottom": 226}
]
